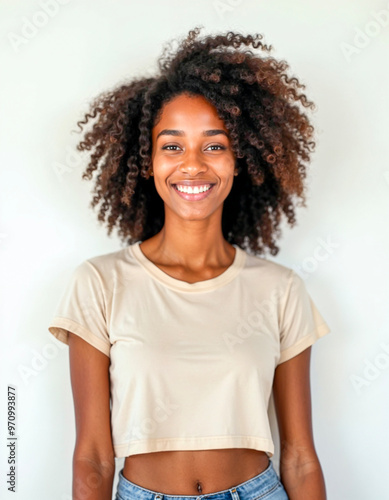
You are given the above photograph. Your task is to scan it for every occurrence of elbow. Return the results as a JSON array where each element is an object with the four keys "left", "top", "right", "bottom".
[
  {"left": 73, "top": 447, "right": 115, "bottom": 476},
  {"left": 279, "top": 439, "right": 320, "bottom": 473}
]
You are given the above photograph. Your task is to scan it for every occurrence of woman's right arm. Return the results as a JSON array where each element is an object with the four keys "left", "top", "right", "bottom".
[{"left": 68, "top": 332, "right": 116, "bottom": 500}]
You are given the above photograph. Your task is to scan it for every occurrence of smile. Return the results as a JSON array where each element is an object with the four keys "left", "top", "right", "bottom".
[
  {"left": 175, "top": 184, "right": 212, "bottom": 194},
  {"left": 172, "top": 183, "right": 215, "bottom": 201}
]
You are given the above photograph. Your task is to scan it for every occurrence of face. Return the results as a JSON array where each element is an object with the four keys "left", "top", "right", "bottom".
[{"left": 150, "top": 93, "right": 237, "bottom": 222}]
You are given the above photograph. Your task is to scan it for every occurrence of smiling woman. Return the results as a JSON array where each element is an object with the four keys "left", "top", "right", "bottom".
[
  {"left": 48, "top": 26, "right": 331, "bottom": 500},
  {"left": 149, "top": 93, "right": 237, "bottom": 234}
]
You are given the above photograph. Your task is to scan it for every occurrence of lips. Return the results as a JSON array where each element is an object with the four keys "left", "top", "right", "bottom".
[
  {"left": 172, "top": 183, "right": 215, "bottom": 201},
  {"left": 171, "top": 181, "right": 216, "bottom": 186}
]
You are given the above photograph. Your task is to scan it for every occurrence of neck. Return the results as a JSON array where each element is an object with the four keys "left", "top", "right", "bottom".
[{"left": 144, "top": 207, "right": 234, "bottom": 269}]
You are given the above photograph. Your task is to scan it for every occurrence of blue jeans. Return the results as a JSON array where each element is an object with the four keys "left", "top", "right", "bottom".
[{"left": 115, "top": 458, "right": 289, "bottom": 500}]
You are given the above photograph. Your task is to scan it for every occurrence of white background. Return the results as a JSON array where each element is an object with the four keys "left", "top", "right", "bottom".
[{"left": 1, "top": 0, "right": 388, "bottom": 499}]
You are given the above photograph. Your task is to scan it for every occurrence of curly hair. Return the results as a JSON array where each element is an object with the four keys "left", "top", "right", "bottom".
[{"left": 75, "top": 26, "right": 316, "bottom": 256}]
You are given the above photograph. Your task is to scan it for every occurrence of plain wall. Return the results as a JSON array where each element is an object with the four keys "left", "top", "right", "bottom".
[{"left": 1, "top": 0, "right": 388, "bottom": 498}]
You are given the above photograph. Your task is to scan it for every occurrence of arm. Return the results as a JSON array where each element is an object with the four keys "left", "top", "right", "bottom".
[
  {"left": 68, "top": 332, "right": 116, "bottom": 500},
  {"left": 272, "top": 347, "right": 327, "bottom": 500}
]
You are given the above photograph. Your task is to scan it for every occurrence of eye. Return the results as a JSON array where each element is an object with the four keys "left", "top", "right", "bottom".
[
  {"left": 206, "top": 144, "right": 226, "bottom": 151},
  {"left": 161, "top": 144, "right": 227, "bottom": 151}
]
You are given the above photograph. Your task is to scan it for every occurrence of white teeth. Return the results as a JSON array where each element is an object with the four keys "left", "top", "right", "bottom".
[{"left": 175, "top": 184, "right": 212, "bottom": 194}]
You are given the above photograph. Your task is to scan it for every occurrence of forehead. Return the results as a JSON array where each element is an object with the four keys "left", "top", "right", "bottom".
[{"left": 153, "top": 93, "right": 227, "bottom": 129}]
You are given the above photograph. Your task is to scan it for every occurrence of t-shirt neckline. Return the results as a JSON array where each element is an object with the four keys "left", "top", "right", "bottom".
[{"left": 130, "top": 241, "right": 246, "bottom": 293}]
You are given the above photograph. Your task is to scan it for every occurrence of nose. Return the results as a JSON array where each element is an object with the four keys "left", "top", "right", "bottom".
[{"left": 178, "top": 149, "right": 208, "bottom": 176}]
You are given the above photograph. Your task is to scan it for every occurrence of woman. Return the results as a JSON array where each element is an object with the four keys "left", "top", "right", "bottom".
[{"left": 48, "top": 27, "right": 331, "bottom": 500}]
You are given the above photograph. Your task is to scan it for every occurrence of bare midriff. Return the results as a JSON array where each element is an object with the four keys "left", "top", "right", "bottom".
[{"left": 122, "top": 448, "right": 270, "bottom": 495}]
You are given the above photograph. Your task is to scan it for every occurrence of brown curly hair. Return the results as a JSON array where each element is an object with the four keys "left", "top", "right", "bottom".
[{"left": 75, "top": 26, "right": 316, "bottom": 256}]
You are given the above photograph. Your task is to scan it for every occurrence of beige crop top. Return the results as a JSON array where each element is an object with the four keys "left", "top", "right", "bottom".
[{"left": 48, "top": 241, "right": 331, "bottom": 458}]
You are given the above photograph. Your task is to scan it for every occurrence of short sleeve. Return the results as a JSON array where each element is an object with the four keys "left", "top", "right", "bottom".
[
  {"left": 277, "top": 270, "right": 331, "bottom": 365},
  {"left": 48, "top": 260, "right": 111, "bottom": 357}
]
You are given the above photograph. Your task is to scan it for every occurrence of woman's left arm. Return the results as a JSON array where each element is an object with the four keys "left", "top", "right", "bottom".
[{"left": 272, "top": 347, "right": 327, "bottom": 500}]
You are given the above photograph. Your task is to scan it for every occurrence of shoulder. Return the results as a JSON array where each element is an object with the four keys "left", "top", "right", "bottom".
[
  {"left": 72, "top": 243, "right": 139, "bottom": 278},
  {"left": 84, "top": 246, "right": 129, "bottom": 272},
  {"left": 72, "top": 244, "right": 140, "bottom": 297},
  {"left": 241, "top": 248, "right": 294, "bottom": 288}
]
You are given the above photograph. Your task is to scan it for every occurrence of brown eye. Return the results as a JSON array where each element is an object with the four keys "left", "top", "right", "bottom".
[{"left": 206, "top": 145, "right": 226, "bottom": 151}]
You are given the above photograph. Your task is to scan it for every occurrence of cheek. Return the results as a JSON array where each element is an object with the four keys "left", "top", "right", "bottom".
[
  {"left": 151, "top": 157, "right": 168, "bottom": 180},
  {"left": 152, "top": 167, "right": 172, "bottom": 200},
  {"left": 152, "top": 152, "right": 173, "bottom": 170},
  {"left": 220, "top": 160, "right": 236, "bottom": 180}
]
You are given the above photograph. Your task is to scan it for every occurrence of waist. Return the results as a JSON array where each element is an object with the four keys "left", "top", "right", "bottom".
[{"left": 122, "top": 449, "right": 271, "bottom": 495}]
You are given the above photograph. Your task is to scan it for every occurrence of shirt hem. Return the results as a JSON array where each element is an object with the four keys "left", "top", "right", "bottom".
[
  {"left": 113, "top": 435, "right": 274, "bottom": 459},
  {"left": 48, "top": 317, "right": 111, "bottom": 357},
  {"left": 278, "top": 322, "right": 331, "bottom": 365}
]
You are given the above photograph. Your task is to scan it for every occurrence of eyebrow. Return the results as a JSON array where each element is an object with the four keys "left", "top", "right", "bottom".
[{"left": 156, "top": 129, "right": 229, "bottom": 140}]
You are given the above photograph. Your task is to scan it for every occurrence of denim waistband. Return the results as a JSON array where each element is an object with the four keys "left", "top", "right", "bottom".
[{"left": 115, "top": 458, "right": 283, "bottom": 500}]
